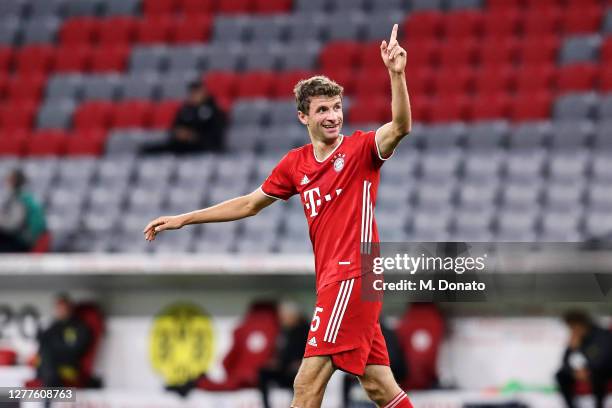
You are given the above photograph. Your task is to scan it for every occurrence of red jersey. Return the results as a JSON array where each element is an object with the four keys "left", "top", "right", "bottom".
[{"left": 261, "top": 130, "right": 390, "bottom": 292}]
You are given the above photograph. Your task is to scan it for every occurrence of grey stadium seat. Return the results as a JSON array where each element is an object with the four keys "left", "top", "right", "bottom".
[
  {"left": 64, "top": 0, "right": 101, "bottom": 17},
  {"left": 508, "top": 122, "right": 551, "bottom": 149},
  {"left": 118, "top": 73, "right": 160, "bottom": 100},
  {"left": 87, "top": 185, "right": 125, "bottom": 212},
  {"left": 331, "top": 0, "right": 369, "bottom": 11},
  {"left": 28, "top": 0, "right": 67, "bottom": 17},
  {"left": 409, "top": 209, "right": 451, "bottom": 241},
  {"left": 588, "top": 182, "right": 612, "bottom": 211},
  {"left": 547, "top": 150, "right": 588, "bottom": 182},
  {"left": 135, "top": 155, "right": 176, "bottom": 187},
  {"left": 276, "top": 41, "right": 320, "bottom": 70},
  {"left": 584, "top": 211, "right": 612, "bottom": 238},
  {"left": 101, "top": 0, "right": 140, "bottom": 16},
  {"left": 165, "top": 185, "right": 205, "bottom": 213},
  {"left": 499, "top": 181, "right": 542, "bottom": 210},
  {"left": 242, "top": 44, "right": 280, "bottom": 71},
  {"left": 597, "top": 94, "right": 612, "bottom": 119},
  {"left": 260, "top": 125, "right": 304, "bottom": 153},
  {"left": 37, "top": 100, "right": 75, "bottom": 130},
  {"left": 105, "top": 130, "right": 157, "bottom": 155},
  {"left": 420, "top": 123, "right": 466, "bottom": 149},
  {"left": 21, "top": 17, "right": 59, "bottom": 44},
  {"left": 0, "top": 1, "right": 26, "bottom": 17},
  {"left": 370, "top": 0, "right": 407, "bottom": 12},
  {"left": 559, "top": 35, "right": 601, "bottom": 65},
  {"left": 414, "top": 180, "right": 455, "bottom": 210},
  {"left": 231, "top": 100, "right": 271, "bottom": 127},
  {"left": 604, "top": 9, "right": 612, "bottom": 33},
  {"left": 539, "top": 211, "right": 582, "bottom": 242},
  {"left": 464, "top": 121, "right": 509, "bottom": 150},
  {"left": 446, "top": 0, "right": 483, "bottom": 10},
  {"left": 0, "top": 18, "right": 21, "bottom": 45},
  {"left": 126, "top": 187, "right": 165, "bottom": 212},
  {"left": 250, "top": 16, "right": 289, "bottom": 43},
  {"left": 226, "top": 125, "right": 260, "bottom": 152},
  {"left": 213, "top": 16, "right": 250, "bottom": 43},
  {"left": 553, "top": 93, "right": 597, "bottom": 120},
  {"left": 594, "top": 120, "right": 612, "bottom": 149},
  {"left": 419, "top": 149, "right": 461, "bottom": 180},
  {"left": 269, "top": 101, "right": 298, "bottom": 126},
  {"left": 57, "top": 158, "right": 96, "bottom": 185},
  {"left": 81, "top": 75, "right": 121, "bottom": 101},
  {"left": 549, "top": 120, "right": 594, "bottom": 150},
  {"left": 544, "top": 181, "right": 584, "bottom": 212},
  {"left": 410, "top": 0, "right": 443, "bottom": 11},
  {"left": 130, "top": 46, "right": 169, "bottom": 73},
  {"left": 46, "top": 75, "right": 83, "bottom": 101},
  {"left": 451, "top": 208, "right": 493, "bottom": 242},
  {"left": 152, "top": 230, "right": 195, "bottom": 254},
  {"left": 166, "top": 46, "right": 205, "bottom": 73},
  {"left": 215, "top": 155, "right": 254, "bottom": 185},
  {"left": 457, "top": 180, "right": 498, "bottom": 211},
  {"left": 591, "top": 153, "right": 612, "bottom": 182},
  {"left": 158, "top": 70, "right": 198, "bottom": 100},
  {"left": 96, "top": 157, "right": 135, "bottom": 186},
  {"left": 175, "top": 155, "right": 215, "bottom": 185},
  {"left": 495, "top": 209, "right": 538, "bottom": 242},
  {"left": 294, "top": 0, "right": 331, "bottom": 12},
  {"left": 505, "top": 150, "right": 545, "bottom": 182},
  {"left": 285, "top": 14, "right": 327, "bottom": 43},
  {"left": 364, "top": 10, "right": 406, "bottom": 40},
  {"left": 326, "top": 12, "right": 365, "bottom": 41},
  {"left": 204, "top": 43, "right": 244, "bottom": 71}
]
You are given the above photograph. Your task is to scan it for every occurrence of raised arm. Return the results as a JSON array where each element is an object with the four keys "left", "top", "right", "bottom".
[
  {"left": 375, "top": 24, "right": 412, "bottom": 158},
  {"left": 143, "top": 188, "right": 276, "bottom": 241}
]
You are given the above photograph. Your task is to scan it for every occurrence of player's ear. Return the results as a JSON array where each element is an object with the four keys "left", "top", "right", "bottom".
[{"left": 297, "top": 110, "right": 308, "bottom": 126}]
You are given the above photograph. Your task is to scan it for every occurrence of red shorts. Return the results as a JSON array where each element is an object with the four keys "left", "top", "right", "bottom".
[{"left": 303, "top": 275, "right": 390, "bottom": 376}]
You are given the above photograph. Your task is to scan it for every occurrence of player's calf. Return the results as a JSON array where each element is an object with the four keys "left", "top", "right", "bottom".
[
  {"left": 360, "top": 365, "right": 412, "bottom": 408},
  {"left": 291, "top": 356, "right": 335, "bottom": 408}
]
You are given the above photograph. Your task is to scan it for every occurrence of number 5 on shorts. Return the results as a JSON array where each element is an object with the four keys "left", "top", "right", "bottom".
[{"left": 310, "top": 307, "right": 324, "bottom": 332}]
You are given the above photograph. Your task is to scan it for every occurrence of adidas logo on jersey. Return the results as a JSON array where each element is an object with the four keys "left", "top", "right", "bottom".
[
  {"left": 300, "top": 175, "right": 310, "bottom": 185},
  {"left": 308, "top": 337, "right": 318, "bottom": 347}
]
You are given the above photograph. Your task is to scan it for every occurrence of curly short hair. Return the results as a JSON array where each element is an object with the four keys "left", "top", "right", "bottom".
[{"left": 293, "top": 75, "right": 343, "bottom": 114}]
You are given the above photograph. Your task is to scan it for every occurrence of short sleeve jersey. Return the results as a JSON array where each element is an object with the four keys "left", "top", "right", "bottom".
[{"left": 261, "top": 130, "right": 390, "bottom": 292}]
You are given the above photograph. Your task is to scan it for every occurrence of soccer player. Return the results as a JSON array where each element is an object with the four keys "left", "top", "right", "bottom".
[{"left": 144, "top": 24, "right": 413, "bottom": 408}]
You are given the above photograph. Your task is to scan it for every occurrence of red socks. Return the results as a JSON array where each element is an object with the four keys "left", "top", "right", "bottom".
[{"left": 382, "top": 391, "right": 413, "bottom": 408}]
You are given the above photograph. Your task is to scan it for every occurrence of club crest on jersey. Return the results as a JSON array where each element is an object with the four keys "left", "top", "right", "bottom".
[{"left": 332, "top": 153, "right": 345, "bottom": 173}]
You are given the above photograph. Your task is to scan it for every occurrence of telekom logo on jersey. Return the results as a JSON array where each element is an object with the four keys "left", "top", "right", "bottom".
[{"left": 303, "top": 187, "right": 343, "bottom": 217}]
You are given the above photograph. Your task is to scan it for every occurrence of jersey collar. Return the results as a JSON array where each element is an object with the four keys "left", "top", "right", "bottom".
[{"left": 312, "top": 135, "right": 344, "bottom": 163}]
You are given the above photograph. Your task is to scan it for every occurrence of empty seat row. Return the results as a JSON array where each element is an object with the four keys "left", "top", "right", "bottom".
[
  {"left": 0, "top": 0, "right": 141, "bottom": 19},
  {"left": 294, "top": 0, "right": 482, "bottom": 12}
]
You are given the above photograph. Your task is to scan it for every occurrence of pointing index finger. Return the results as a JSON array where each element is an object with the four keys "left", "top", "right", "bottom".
[{"left": 389, "top": 24, "right": 398, "bottom": 44}]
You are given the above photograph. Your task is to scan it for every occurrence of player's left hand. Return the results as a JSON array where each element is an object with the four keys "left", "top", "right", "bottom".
[{"left": 380, "top": 24, "right": 406, "bottom": 74}]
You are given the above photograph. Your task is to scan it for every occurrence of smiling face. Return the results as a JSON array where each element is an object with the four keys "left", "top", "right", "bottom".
[{"left": 298, "top": 95, "right": 343, "bottom": 143}]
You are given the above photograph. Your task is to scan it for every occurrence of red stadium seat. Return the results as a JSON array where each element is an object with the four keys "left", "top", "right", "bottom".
[
  {"left": 270, "top": 70, "right": 314, "bottom": 98},
  {"left": 54, "top": 46, "right": 91, "bottom": 72},
  {"left": 403, "top": 12, "right": 444, "bottom": 40},
  {"left": 409, "top": 96, "right": 432, "bottom": 123},
  {"left": 135, "top": 17, "right": 173, "bottom": 44},
  {"left": 73, "top": 102, "right": 114, "bottom": 130},
  {"left": 515, "top": 65, "right": 556, "bottom": 93},
  {"left": 235, "top": 71, "right": 275, "bottom": 98},
  {"left": 523, "top": 8, "right": 562, "bottom": 37},
  {"left": 600, "top": 68, "right": 612, "bottom": 91},
  {"left": 319, "top": 42, "right": 361, "bottom": 71},
  {"left": 437, "top": 39, "right": 478, "bottom": 68},
  {"left": 523, "top": 0, "right": 562, "bottom": 8},
  {"left": 178, "top": 0, "right": 216, "bottom": 15},
  {"left": 0, "top": 132, "right": 27, "bottom": 155},
  {"left": 353, "top": 69, "right": 389, "bottom": 98},
  {"left": 405, "top": 67, "right": 435, "bottom": 97},
  {"left": 601, "top": 38, "right": 612, "bottom": 63},
  {"left": 403, "top": 39, "right": 439, "bottom": 68},
  {"left": 143, "top": 0, "right": 178, "bottom": 16},
  {"left": 348, "top": 97, "right": 387, "bottom": 123},
  {"left": 433, "top": 68, "right": 475, "bottom": 97},
  {"left": 59, "top": 18, "right": 98, "bottom": 45},
  {"left": 150, "top": 101, "right": 181, "bottom": 128},
  {"left": 204, "top": 71, "right": 238, "bottom": 101},
  {"left": 90, "top": 45, "right": 129, "bottom": 72},
  {"left": 217, "top": 0, "right": 253, "bottom": 14},
  {"left": 14, "top": 46, "right": 54, "bottom": 74},
  {"left": 474, "top": 65, "right": 516, "bottom": 95},
  {"left": 469, "top": 93, "right": 511, "bottom": 121},
  {"left": 0, "top": 103, "right": 36, "bottom": 132},
  {"left": 510, "top": 91, "right": 552, "bottom": 121},
  {"left": 561, "top": 6, "right": 603, "bottom": 34},
  {"left": 171, "top": 15, "right": 212, "bottom": 43},
  {"left": 321, "top": 67, "right": 355, "bottom": 95},
  {"left": 0, "top": 74, "right": 8, "bottom": 101},
  {"left": 517, "top": 36, "right": 559, "bottom": 67},
  {"left": 566, "top": 0, "right": 601, "bottom": 6},
  {"left": 26, "top": 131, "right": 68, "bottom": 156},
  {"left": 65, "top": 130, "right": 105, "bottom": 156},
  {"left": 96, "top": 17, "right": 136, "bottom": 46},
  {"left": 478, "top": 38, "right": 518, "bottom": 68},
  {"left": 111, "top": 101, "right": 153, "bottom": 128},
  {"left": 429, "top": 95, "right": 470, "bottom": 122},
  {"left": 442, "top": 11, "right": 483, "bottom": 39},
  {"left": 6, "top": 74, "right": 46, "bottom": 104},
  {"left": 0, "top": 48, "right": 13, "bottom": 72},
  {"left": 253, "top": 0, "right": 291, "bottom": 13},
  {"left": 482, "top": 10, "right": 521, "bottom": 38},
  {"left": 557, "top": 64, "right": 598, "bottom": 93},
  {"left": 486, "top": 0, "right": 521, "bottom": 12},
  {"left": 357, "top": 42, "right": 384, "bottom": 70}
]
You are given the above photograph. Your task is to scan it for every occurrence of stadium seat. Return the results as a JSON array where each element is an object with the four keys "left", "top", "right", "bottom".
[
  {"left": 522, "top": 8, "right": 562, "bottom": 37},
  {"left": 130, "top": 46, "right": 169, "bottom": 73},
  {"left": 0, "top": 47, "right": 12, "bottom": 72},
  {"left": 559, "top": 35, "right": 601, "bottom": 65},
  {"left": 441, "top": 11, "right": 483, "bottom": 39},
  {"left": 14, "top": 45, "right": 55, "bottom": 74},
  {"left": 599, "top": 68, "right": 612, "bottom": 92},
  {"left": 561, "top": 6, "right": 603, "bottom": 34},
  {"left": 149, "top": 101, "right": 181, "bottom": 129},
  {"left": 37, "top": 100, "right": 76, "bottom": 130},
  {"left": 486, "top": 0, "right": 521, "bottom": 11},
  {"left": 0, "top": 102, "right": 36, "bottom": 131},
  {"left": 171, "top": 15, "right": 212, "bottom": 43},
  {"left": 432, "top": 67, "right": 475, "bottom": 97},
  {"left": 474, "top": 65, "right": 515, "bottom": 95},
  {"left": 59, "top": 18, "right": 98, "bottom": 45},
  {"left": 217, "top": 0, "right": 253, "bottom": 14},
  {"left": 235, "top": 71, "right": 275, "bottom": 98},
  {"left": 478, "top": 38, "right": 518, "bottom": 67},
  {"left": 142, "top": 0, "right": 178, "bottom": 16},
  {"left": 90, "top": 45, "right": 129, "bottom": 72},
  {"left": 510, "top": 92, "right": 552, "bottom": 122},
  {"left": 46, "top": 75, "right": 84, "bottom": 101},
  {"left": 517, "top": 36, "right": 559, "bottom": 66},
  {"left": 270, "top": 70, "right": 314, "bottom": 98},
  {"left": 54, "top": 46, "right": 91, "bottom": 72},
  {"left": 348, "top": 97, "right": 387, "bottom": 123},
  {"left": 403, "top": 12, "right": 444, "bottom": 40},
  {"left": 0, "top": 132, "right": 27, "bottom": 155},
  {"left": 0, "top": 18, "right": 20, "bottom": 46},
  {"left": 553, "top": 93, "right": 597, "bottom": 120},
  {"left": 0, "top": 74, "right": 8, "bottom": 101},
  {"left": 320, "top": 67, "right": 355, "bottom": 95},
  {"left": 65, "top": 130, "right": 106, "bottom": 156},
  {"left": 319, "top": 41, "right": 360, "bottom": 71},
  {"left": 482, "top": 10, "right": 521, "bottom": 38},
  {"left": 81, "top": 74, "right": 121, "bottom": 100},
  {"left": 405, "top": 67, "right": 434, "bottom": 97},
  {"left": 557, "top": 64, "right": 599, "bottom": 93},
  {"left": 429, "top": 96, "right": 470, "bottom": 122},
  {"left": 437, "top": 39, "right": 478, "bottom": 68},
  {"left": 25, "top": 131, "right": 68, "bottom": 156},
  {"left": 468, "top": 94, "right": 511, "bottom": 121},
  {"left": 21, "top": 16, "right": 60, "bottom": 45},
  {"left": 73, "top": 101, "right": 114, "bottom": 130},
  {"left": 110, "top": 101, "right": 153, "bottom": 128},
  {"left": 6, "top": 74, "right": 46, "bottom": 104},
  {"left": 403, "top": 39, "right": 439, "bottom": 68},
  {"left": 204, "top": 71, "right": 238, "bottom": 102},
  {"left": 326, "top": 12, "right": 365, "bottom": 41},
  {"left": 103, "top": 0, "right": 141, "bottom": 16},
  {"left": 177, "top": 0, "right": 216, "bottom": 15},
  {"left": 96, "top": 17, "right": 136, "bottom": 46},
  {"left": 242, "top": 44, "right": 279, "bottom": 71},
  {"left": 363, "top": 10, "right": 405, "bottom": 41},
  {"left": 515, "top": 65, "right": 556, "bottom": 94},
  {"left": 352, "top": 69, "right": 389, "bottom": 98},
  {"left": 549, "top": 121, "right": 594, "bottom": 150},
  {"left": 64, "top": 0, "right": 101, "bottom": 17},
  {"left": 135, "top": 17, "right": 173, "bottom": 44}
]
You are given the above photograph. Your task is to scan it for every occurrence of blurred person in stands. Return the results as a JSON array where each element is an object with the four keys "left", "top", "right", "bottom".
[
  {"left": 0, "top": 169, "right": 47, "bottom": 252},
  {"left": 142, "top": 80, "right": 226, "bottom": 154},
  {"left": 258, "top": 301, "right": 310, "bottom": 408},
  {"left": 556, "top": 309, "right": 612, "bottom": 408},
  {"left": 36, "top": 294, "right": 91, "bottom": 388}
]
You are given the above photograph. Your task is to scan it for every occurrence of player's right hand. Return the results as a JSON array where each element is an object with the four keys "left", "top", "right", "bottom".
[{"left": 143, "top": 215, "right": 183, "bottom": 241}]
